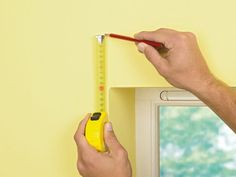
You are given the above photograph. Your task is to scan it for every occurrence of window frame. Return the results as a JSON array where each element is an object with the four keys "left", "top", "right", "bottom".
[{"left": 135, "top": 88, "right": 204, "bottom": 177}]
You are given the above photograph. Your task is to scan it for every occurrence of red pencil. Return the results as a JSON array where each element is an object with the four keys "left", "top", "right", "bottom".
[{"left": 106, "top": 33, "right": 164, "bottom": 49}]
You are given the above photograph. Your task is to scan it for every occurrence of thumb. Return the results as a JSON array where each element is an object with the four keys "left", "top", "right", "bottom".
[
  {"left": 137, "top": 42, "right": 167, "bottom": 73},
  {"left": 104, "top": 122, "right": 122, "bottom": 154}
]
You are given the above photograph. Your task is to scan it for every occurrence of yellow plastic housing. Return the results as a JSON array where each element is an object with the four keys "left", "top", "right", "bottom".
[{"left": 85, "top": 112, "right": 108, "bottom": 152}]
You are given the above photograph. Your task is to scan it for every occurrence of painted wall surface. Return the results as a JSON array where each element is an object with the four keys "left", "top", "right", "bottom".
[
  {"left": 109, "top": 88, "right": 135, "bottom": 177},
  {"left": 1, "top": 0, "right": 236, "bottom": 177}
]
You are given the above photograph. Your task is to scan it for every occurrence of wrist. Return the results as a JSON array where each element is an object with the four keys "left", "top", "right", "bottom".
[{"left": 188, "top": 73, "right": 218, "bottom": 98}]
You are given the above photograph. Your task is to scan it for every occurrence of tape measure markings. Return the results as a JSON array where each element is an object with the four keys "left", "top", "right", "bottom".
[{"left": 95, "top": 34, "right": 106, "bottom": 112}]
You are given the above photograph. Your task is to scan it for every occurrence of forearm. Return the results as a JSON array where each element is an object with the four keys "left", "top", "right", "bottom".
[{"left": 191, "top": 77, "right": 236, "bottom": 133}]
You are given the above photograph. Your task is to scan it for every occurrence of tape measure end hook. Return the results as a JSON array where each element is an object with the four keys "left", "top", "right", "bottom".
[{"left": 96, "top": 34, "right": 106, "bottom": 44}]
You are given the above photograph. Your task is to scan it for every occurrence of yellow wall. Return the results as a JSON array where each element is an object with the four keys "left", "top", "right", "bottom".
[
  {"left": 109, "top": 88, "right": 136, "bottom": 177},
  {"left": 1, "top": 0, "right": 236, "bottom": 177}
]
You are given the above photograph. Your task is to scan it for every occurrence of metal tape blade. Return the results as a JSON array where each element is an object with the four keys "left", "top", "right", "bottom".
[{"left": 95, "top": 35, "right": 106, "bottom": 112}]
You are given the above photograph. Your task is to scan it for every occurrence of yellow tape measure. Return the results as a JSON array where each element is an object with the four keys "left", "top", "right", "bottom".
[
  {"left": 85, "top": 112, "right": 107, "bottom": 151},
  {"left": 85, "top": 35, "right": 108, "bottom": 152}
]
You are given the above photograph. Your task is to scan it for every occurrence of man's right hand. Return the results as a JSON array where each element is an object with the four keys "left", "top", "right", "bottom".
[
  {"left": 134, "top": 28, "right": 215, "bottom": 93},
  {"left": 135, "top": 28, "right": 236, "bottom": 133}
]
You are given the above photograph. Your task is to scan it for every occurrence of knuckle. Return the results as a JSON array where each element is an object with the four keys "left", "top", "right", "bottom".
[
  {"left": 76, "top": 137, "right": 87, "bottom": 151},
  {"left": 106, "top": 134, "right": 115, "bottom": 144},
  {"left": 74, "top": 132, "right": 78, "bottom": 141},
  {"left": 77, "top": 136, "right": 83, "bottom": 145},
  {"left": 81, "top": 150, "right": 96, "bottom": 164},
  {"left": 78, "top": 120, "right": 83, "bottom": 128},
  {"left": 81, "top": 151, "right": 89, "bottom": 160},
  {"left": 157, "top": 64, "right": 168, "bottom": 76},
  {"left": 122, "top": 149, "right": 129, "bottom": 158},
  {"left": 139, "top": 30, "right": 146, "bottom": 34},
  {"left": 144, "top": 46, "right": 152, "bottom": 56},
  {"left": 177, "top": 32, "right": 196, "bottom": 41},
  {"left": 137, "top": 31, "right": 147, "bottom": 36},
  {"left": 175, "top": 32, "right": 194, "bottom": 46},
  {"left": 74, "top": 134, "right": 83, "bottom": 145},
  {"left": 80, "top": 149, "right": 89, "bottom": 160},
  {"left": 117, "top": 147, "right": 128, "bottom": 159},
  {"left": 156, "top": 28, "right": 177, "bottom": 34},
  {"left": 185, "top": 32, "right": 196, "bottom": 38},
  {"left": 77, "top": 161, "right": 85, "bottom": 174},
  {"left": 177, "top": 33, "right": 189, "bottom": 40},
  {"left": 156, "top": 28, "right": 168, "bottom": 32}
]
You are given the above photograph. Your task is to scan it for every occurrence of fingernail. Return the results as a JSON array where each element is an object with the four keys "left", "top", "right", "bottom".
[
  {"left": 137, "top": 42, "right": 147, "bottom": 53},
  {"left": 105, "top": 122, "right": 113, "bottom": 131}
]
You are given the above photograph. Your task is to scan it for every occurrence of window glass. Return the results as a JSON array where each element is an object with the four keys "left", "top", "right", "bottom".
[{"left": 159, "top": 106, "right": 236, "bottom": 177}]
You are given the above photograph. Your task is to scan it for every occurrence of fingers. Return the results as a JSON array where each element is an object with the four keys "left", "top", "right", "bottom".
[
  {"left": 74, "top": 113, "right": 98, "bottom": 157},
  {"left": 135, "top": 28, "right": 176, "bottom": 40},
  {"left": 77, "top": 113, "right": 91, "bottom": 135},
  {"left": 74, "top": 115, "right": 126, "bottom": 157},
  {"left": 74, "top": 113, "right": 91, "bottom": 145},
  {"left": 134, "top": 28, "right": 177, "bottom": 49},
  {"left": 104, "top": 122, "right": 125, "bottom": 156},
  {"left": 137, "top": 43, "right": 168, "bottom": 75}
]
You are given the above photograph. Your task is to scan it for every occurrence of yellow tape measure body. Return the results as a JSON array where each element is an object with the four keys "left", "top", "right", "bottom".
[
  {"left": 85, "top": 112, "right": 108, "bottom": 151},
  {"left": 85, "top": 35, "right": 108, "bottom": 152}
]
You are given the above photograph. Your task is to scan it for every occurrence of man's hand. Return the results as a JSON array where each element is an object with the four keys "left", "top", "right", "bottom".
[
  {"left": 135, "top": 28, "right": 236, "bottom": 132},
  {"left": 135, "top": 28, "right": 214, "bottom": 93},
  {"left": 74, "top": 113, "right": 132, "bottom": 177}
]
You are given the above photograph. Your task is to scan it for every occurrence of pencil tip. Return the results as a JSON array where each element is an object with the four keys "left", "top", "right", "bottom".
[{"left": 104, "top": 33, "right": 110, "bottom": 37}]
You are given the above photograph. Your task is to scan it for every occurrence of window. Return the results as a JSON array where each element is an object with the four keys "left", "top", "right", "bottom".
[{"left": 136, "top": 88, "right": 236, "bottom": 177}]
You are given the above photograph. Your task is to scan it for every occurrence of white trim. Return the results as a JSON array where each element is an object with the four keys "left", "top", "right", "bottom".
[{"left": 135, "top": 88, "right": 204, "bottom": 177}]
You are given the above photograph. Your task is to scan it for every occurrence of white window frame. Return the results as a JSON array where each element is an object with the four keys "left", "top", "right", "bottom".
[{"left": 135, "top": 88, "right": 204, "bottom": 177}]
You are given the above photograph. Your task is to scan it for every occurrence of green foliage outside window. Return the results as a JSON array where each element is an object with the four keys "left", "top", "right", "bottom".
[{"left": 160, "top": 106, "right": 236, "bottom": 177}]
